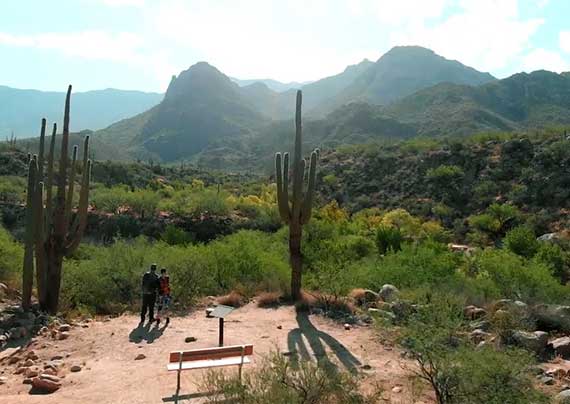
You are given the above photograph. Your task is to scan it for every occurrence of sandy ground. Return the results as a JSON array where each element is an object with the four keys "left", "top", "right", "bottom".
[{"left": 0, "top": 303, "right": 432, "bottom": 404}]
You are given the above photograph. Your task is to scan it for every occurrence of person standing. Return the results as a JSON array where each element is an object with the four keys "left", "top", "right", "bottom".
[
  {"left": 140, "top": 263, "right": 160, "bottom": 323},
  {"left": 156, "top": 268, "right": 171, "bottom": 326}
]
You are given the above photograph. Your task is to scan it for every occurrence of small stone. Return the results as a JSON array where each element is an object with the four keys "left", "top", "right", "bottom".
[
  {"left": 57, "top": 331, "right": 70, "bottom": 340},
  {"left": 184, "top": 337, "right": 197, "bottom": 343},
  {"left": 51, "top": 355, "right": 64, "bottom": 361},
  {"left": 392, "top": 386, "right": 403, "bottom": 393},
  {"left": 282, "top": 351, "right": 295, "bottom": 357},
  {"left": 25, "top": 366, "right": 40, "bottom": 378},
  {"left": 70, "top": 365, "right": 81, "bottom": 372},
  {"left": 58, "top": 324, "right": 71, "bottom": 332},
  {"left": 277, "top": 325, "right": 282, "bottom": 330},
  {"left": 40, "top": 373, "right": 61, "bottom": 383},
  {"left": 205, "top": 308, "right": 214, "bottom": 318},
  {"left": 261, "top": 335, "right": 269, "bottom": 339},
  {"left": 135, "top": 354, "right": 146, "bottom": 360},
  {"left": 8, "top": 356, "right": 20, "bottom": 365},
  {"left": 541, "top": 376, "right": 555, "bottom": 385},
  {"left": 23, "top": 359, "right": 35, "bottom": 367},
  {"left": 42, "top": 369, "right": 57, "bottom": 376},
  {"left": 344, "top": 323, "right": 351, "bottom": 330},
  {"left": 361, "top": 364, "right": 372, "bottom": 370},
  {"left": 14, "top": 367, "right": 26, "bottom": 374},
  {"left": 0, "top": 376, "right": 7, "bottom": 385},
  {"left": 23, "top": 378, "right": 33, "bottom": 384}
]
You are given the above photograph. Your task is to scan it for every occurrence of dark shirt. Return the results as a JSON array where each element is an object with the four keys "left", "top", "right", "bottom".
[{"left": 142, "top": 271, "right": 160, "bottom": 295}]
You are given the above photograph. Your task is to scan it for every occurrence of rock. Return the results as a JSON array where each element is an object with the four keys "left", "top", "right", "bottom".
[
  {"left": 32, "top": 374, "right": 61, "bottom": 393},
  {"left": 547, "top": 368, "right": 567, "bottom": 379},
  {"left": 135, "top": 354, "right": 146, "bottom": 360},
  {"left": 550, "top": 337, "right": 570, "bottom": 358},
  {"left": 463, "top": 305, "right": 487, "bottom": 320},
  {"left": 362, "top": 289, "right": 379, "bottom": 303},
  {"left": 25, "top": 366, "right": 41, "bottom": 378},
  {"left": 58, "top": 324, "right": 71, "bottom": 332},
  {"left": 205, "top": 308, "right": 214, "bottom": 318},
  {"left": 23, "top": 358, "right": 35, "bottom": 367},
  {"left": 57, "top": 331, "right": 70, "bottom": 340},
  {"left": 538, "top": 233, "right": 558, "bottom": 242},
  {"left": 277, "top": 325, "right": 282, "bottom": 330},
  {"left": 8, "top": 355, "right": 21, "bottom": 365},
  {"left": 379, "top": 284, "right": 399, "bottom": 302},
  {"left": 184, "top": 337, "right": 197, "bottom": 343},
  {"left": 556, "top": 390, "right": 570, "bottom": 404},
  {"left": 541, "top": 376, "right": 555, "bottom": 385},
  {"left": 14, "top": 367, "right": 26, "bottom": 374},
  {"left": 44, "top": 360, "right": 64, "bottom": 371},
  {"left": 469, "top": 329, "right": 490, "bottom": 344},
  {"left": 469, "top": 319, "right": 491, "bottom": 332},
  {"left": 23, "top": 378, "right": 33, "bottom": 384},
  {"left": 392, "top": 386, "right": 402, "bottom": 393},
  {"left": 511, "top": 331, "right": 549, "bottom": 356},
  {"left": 361, "top": 364, "right": 372, "bottom": 370},
  {"left": 368, "top": 308, "right": 396, "bottom": 323},
  {"left": 534, "top": 304, "right": 570, "bottom": 332},
  {"left": 0, "top": 376, "right": 7, "bottom": 385},
  {"left": 51, "top": 355, "right": 64, "bottom": 361},
  {"left": 70, "top": 365, "right": 81, "bottom": 372},
  {"left": 0, "top": 335, "right": 7, "bottom": 345},
  {"left": 26, "top": 351, "right": 38, "bottom": 360},
  {"left": 282, "top": 351, "right": 294, "bottom": 357},
  {"left": 344, "top": 323, "right": 351, "bottom": 330},
  {"left": 42, "top": 369, "right": 57, "bottom": 376}
]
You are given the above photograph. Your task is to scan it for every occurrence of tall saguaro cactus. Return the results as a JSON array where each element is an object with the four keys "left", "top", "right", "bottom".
[
  {"left": 22, "top": 85, "right": 92, "bottom": 313},
  {"left": 275, "top": 90, "right": 318, "bottom": 301}
]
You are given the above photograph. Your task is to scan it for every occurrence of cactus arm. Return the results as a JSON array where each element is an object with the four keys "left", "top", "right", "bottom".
[
  {"left": 54, "top": 86, "right": 72, "bottom": 244},
  {"left": 38, "top": 119, "right": 46, "bottom": 179},
  {"left": 34, "top": 182, "right": 47, "bottom": 304},
  {"left": 65, "top": 145, "right": 78, "bottom": 227},
  {"left": 22, "top": 156, "right": 38, "bottom": 310},
  {"left": 65, "top": 159, "right": 91, "bottom": 255},
  {"left": 45, "top": 123, "right": 57, "bottom": 237},
  {"left": 300, "top": 151, "right": 318, "bottom": 225},
  {"left": 275, "top": 152, "right": 289, "bottom": 223}
]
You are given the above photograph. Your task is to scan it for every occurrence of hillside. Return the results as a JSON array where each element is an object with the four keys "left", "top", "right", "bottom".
[
  {"left": 231, "top": 77, "right": 310, "bottom": 92},
  {"left": 0, "top": 86, "right": 163, "bottom": 139},
  {"left": 312, "top": 46, "right": 496, "bottom": 115},
  {"left": 387, "top": 70, "right": 570, "bottom": 136}
]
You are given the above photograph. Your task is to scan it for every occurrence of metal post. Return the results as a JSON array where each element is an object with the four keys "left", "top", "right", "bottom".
[{"left": 219, "top": 317, "right": 224, "bottom": 347}]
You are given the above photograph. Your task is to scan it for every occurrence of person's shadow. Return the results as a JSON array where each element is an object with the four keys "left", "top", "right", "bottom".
[
  {"left": 129, "top": 320, "right": 168, "bottom": 344},
  {"left": 287, "top": 311, "right": 361, "bottom": 375}
]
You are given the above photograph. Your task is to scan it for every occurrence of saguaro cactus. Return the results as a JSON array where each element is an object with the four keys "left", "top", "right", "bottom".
[
  {"left": 275, "top": 90, "right": 318, "bottom": 301},
  {"left": 21, "top": 85, "right": 92, "bottom": 313}
]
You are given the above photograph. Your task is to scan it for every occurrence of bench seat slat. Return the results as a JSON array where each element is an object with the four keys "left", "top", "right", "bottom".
[
  {"left": 167, "top": 356, "right": 251, "bottom": 371},
  {"left": 169, "top": 344, "right": 254, "bottom": 363}
]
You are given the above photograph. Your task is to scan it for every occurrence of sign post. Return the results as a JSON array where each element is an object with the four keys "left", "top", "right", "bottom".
[{"left": 210, "top": 304, "right": 235, "bottom": 347}]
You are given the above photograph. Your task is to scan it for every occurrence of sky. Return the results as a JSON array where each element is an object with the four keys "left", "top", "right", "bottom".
[{"left": 1, "top": 0, "right": 570, "bottom": 93}]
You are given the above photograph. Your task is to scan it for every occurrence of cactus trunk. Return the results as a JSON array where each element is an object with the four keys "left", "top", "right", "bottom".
[
  {"left": 21, "top": 85, "right": 91, "bottom": 314},
  {"left": 275, "top": 90, "right": 319, "bottom": 301}
]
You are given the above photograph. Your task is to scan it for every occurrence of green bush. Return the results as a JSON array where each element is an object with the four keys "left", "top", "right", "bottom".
[
  {"left": 534, "top": 242, "right": 568, "bottom": 282},
  {"left": 504, "top": 226, "right": 539, "bottom": 258},
  {"left": 375, "top": 225, "right": 403, "bottom": 255},
  {"left": 161, "top": 225, "right": 195, "bottom": 246},
  {"left": 0, "top": 224, "right": 23, "bottom": 284},
  {"left": 200, "top": 351, "right": 379, "bottom": 404}
]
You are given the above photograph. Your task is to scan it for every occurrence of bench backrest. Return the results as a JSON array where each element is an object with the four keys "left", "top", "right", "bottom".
[{"left": 169, "top": 344, "right": 254, "bottom": 363}]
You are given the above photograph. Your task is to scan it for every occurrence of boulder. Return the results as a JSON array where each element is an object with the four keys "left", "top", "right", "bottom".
[
  {"left": 469, "top": 329, "right": 490, "bottom": 344},
  {"left": 464, "top": 305, "right": 487, "bottom": 320},
  {"left": 556, "top": 390, "right": 570, "bottom": 404},
  {"left": 31, "top": 374, "right": 61, "bottom": 393},
  {"left": 550, "top": 337, "right": 570, "bottom": 359},
  {"left": 58, "top": 324, "right": 71, "bottom": 332},
  {"left": 534, "top": 305, "right": 570, "bottom": 332},
  {"left": 379, "top": 284, "right": 399, "bottom": 302},
  {"left": 511, "top": 331, "right": 549, "bottom": 356}
]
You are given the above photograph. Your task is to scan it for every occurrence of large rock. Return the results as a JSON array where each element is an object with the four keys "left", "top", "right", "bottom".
[
  {"left": 379, "top": 284, "right": 399, "bottom": 302},
  {"left": 550, "top": 337, "right": 570, "bottom": 359},
  {"left": 555, "top": 389, "right": 570, "bottom": 404},
  {"left": 31, "top": 374, "right": 61, "bottom": 393},
  {"left": 511, "top": 330, "right": 549, "bottom": 356},
  {"left": 534, "top": 304, "right": 570, "bottom": 332}
]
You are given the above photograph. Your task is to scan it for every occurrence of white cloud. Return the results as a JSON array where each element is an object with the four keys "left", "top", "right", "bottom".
[
  {"left": 99, "top": 0, "right": 144, "bottom": 7},
  {"left": 522, "top": 48, "right": 570, "bottom": 73},
  {"left": 560, "top": 31, "right": 570, "bottom": 53},
  {"left": 0, "top": 31, "right": 142, "bottom": 62},
  {"left": 390, "top": 0, "right": 543, "bottom": 73}
]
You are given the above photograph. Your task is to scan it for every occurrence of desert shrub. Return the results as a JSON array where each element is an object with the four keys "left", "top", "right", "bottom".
[
  {"left": 375, "top": 225, "right": 403, "bottom": 254},
  {"left": 257, "top": 291, "right": 282, "bottom": 308},
  {"left": 200, "top": 351, "right": 379, "bottom": 404},
  {"left": 217, "top": 291, "right": 246, "bottom": 308},
  {"left": 0, "top": 176, "right": 25, "bottom": 203},
  {"left": 469, "top": 249, "right": 568, "bottom": 303},
  {"left": 504, "top": 226, "right": 539, "bottom": 258},
  {"left": 160, "top": 225, "right": 195, "bottom": 245},
  {"left": 0, "top": 224, "right": 23, "bottom": 284},
  {"left": 401, "top": 294, "right": 546, "bottom": 404},
  {"left": 534, "top": 242, "right": 568, "bottom": 282}
]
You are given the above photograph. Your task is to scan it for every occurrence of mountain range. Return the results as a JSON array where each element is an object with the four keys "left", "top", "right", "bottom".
[
  {"left": 7, "top": 45, "right": 570, "bottom": 167},
  {"left": 0, "top": 86, "right": 163, "bottom": 139}
]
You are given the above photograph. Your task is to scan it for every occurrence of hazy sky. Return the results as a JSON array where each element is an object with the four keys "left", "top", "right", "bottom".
[{"left": 1, "top": 0, "right": 569, "bottom": 92}]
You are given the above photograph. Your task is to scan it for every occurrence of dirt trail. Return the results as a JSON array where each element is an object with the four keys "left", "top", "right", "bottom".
[{"left": 0, "top": 303, "right": 431, "bottom": 404}]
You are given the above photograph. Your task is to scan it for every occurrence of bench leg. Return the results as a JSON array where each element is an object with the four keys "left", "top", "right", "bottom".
[
  {"left": 176, "top": 369, "right": 181, "bottom": 397},
  {"left": 238, "top": 364, "right": 243, "bottom": 382}
]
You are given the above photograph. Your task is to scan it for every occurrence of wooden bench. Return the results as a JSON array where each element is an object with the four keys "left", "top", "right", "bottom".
[{"left": 167, "top": 344, "right": 254, "bottom": 394}]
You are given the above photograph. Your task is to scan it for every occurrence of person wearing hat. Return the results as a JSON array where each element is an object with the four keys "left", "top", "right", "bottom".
[{"left": 140, "top": 263, "right": 160, "bottom": 323}]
